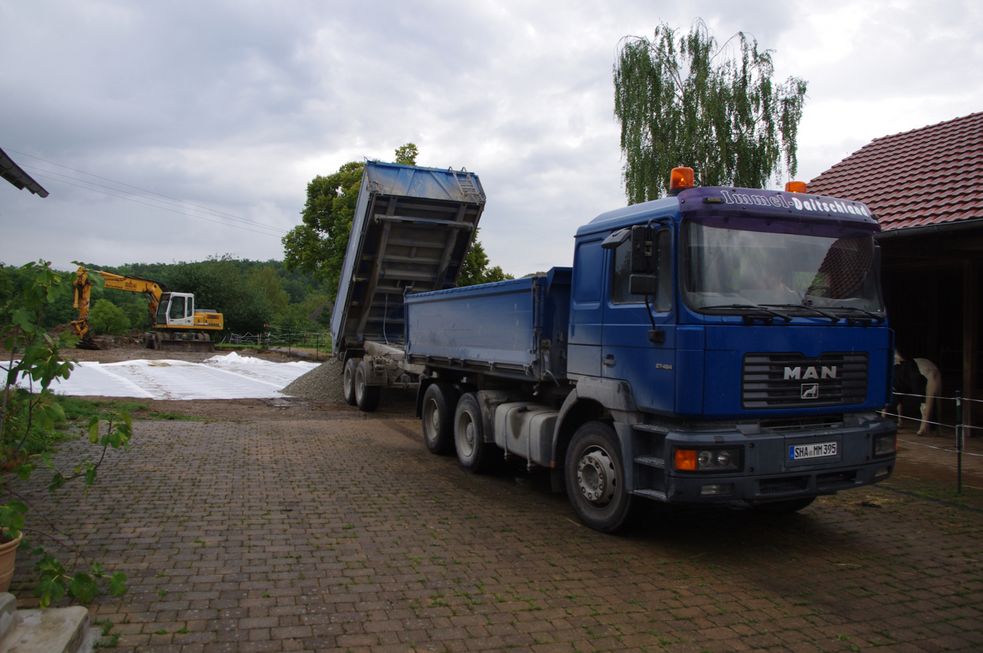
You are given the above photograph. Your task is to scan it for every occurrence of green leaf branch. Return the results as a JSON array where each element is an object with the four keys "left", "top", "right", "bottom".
[{"left": 1, "top": 260, "right": 131, "bottom": 607}]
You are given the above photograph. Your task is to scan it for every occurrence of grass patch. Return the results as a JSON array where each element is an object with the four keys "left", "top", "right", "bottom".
[
  {"left": 146, "top": 410, "right": 200, "bottom": 421},
  {"left": 55, "top": 397, "right": 201, "bottom": 425},
  {"left": 57, "top": 397, "right": 147, "bottom": 423}
]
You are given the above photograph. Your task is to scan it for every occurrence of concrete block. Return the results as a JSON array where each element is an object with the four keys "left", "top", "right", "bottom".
[
  {"left": 0, "top": 606, "right": 90, "bottom": 653},
  {"left": 0, "top": 593, "right": 15, "bottom": 640}
]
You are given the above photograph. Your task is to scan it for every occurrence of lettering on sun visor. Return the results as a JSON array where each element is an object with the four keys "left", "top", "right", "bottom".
[{"left": 718, "top": 189, "right": 871, "bottom": 219}]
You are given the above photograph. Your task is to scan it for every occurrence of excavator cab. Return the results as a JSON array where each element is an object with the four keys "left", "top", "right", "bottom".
[{"left": 157, "top": 292, "right": 196, "bottom": 327}]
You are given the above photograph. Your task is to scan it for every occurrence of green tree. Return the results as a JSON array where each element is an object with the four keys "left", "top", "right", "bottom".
[
  {"left": 270, "top": 292, "right": 330, "bottom": 340},
  {"left": 394, "top": 142, "right": 419, "bottom": 165},
  {"left": 458, "top": 231, "right": 511, "bottom": 286},
  {"left": 120, "top": 297, "right": 151, "bottom": 330},
  {"left": 108, "top": 258, "right": 331, "bottom": 338},
  {"left": 613, "top": 20, "right": 807, "bottom": 202},
  {"left": 282, "top": 160, "right": 364, "bottom": 295},
  {"left": 245, "top": 266, "right": 289, "bottom": 315},
  {"left": 0, "top": 264, "right": 76, "bottom": 329},
  {"left": 89, "top": 299, "right": 130, "bottom": 335},
  {"left": 283, "top": 144, "right": 507, "bottom": 295}
]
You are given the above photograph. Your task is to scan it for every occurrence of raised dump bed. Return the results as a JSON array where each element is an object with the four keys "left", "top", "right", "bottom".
[{"left": 330, "top": 161, "right": 486, "bottom": 355}]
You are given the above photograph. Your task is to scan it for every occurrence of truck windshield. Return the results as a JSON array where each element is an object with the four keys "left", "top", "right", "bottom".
[{"left": 682, "top": 217, "right": 885, "bottom": 315}]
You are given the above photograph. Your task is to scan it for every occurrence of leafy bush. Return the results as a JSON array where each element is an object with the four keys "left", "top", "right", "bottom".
[
  {"left": 1, "top": 261, "right": 129, "bottom": 606},
  {"left": 89, "top": 299, "right": 130, "bottom": 335}
]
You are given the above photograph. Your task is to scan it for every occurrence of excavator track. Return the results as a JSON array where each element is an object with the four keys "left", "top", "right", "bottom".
[
  {"left": 76, "top": 337, "right": 101, "bottom": 351},
  {"left": 145, "top": 331, "right": 214, "bottom": 352}
]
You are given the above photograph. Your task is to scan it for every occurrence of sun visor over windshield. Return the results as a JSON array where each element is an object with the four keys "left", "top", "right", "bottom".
[{"left": 677, "top": 187, "right": 880, "bottom": 237}]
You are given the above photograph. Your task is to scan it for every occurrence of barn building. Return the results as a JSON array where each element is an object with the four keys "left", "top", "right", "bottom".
[{"left": 808, "top": 111, "right": 983, "bottom": 428}]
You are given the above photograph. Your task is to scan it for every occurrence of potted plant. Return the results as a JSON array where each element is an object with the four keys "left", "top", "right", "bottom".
[{"left": 0, "top": 502, "right": 25, "bottom": 592}]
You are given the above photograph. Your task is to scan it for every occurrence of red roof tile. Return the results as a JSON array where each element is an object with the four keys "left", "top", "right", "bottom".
[{"left": 808, "top": 111, "right": 983, "bottom": 232}]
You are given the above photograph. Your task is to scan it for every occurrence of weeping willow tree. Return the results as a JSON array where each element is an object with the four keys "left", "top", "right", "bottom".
[{"left": 613, "top": 21, "right": 807, "bottom": 203}]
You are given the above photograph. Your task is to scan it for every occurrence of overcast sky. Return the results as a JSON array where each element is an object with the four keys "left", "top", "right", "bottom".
[{"left": 2, "top": 0, "right": 981, "bottom": 277}]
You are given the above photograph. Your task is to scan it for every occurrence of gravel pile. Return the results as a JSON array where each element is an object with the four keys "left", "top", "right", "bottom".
[{"left": 281, "top": 358, "right": 345, "bottom": 401}]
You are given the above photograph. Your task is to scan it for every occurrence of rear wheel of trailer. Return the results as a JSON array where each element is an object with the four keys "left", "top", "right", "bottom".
[
  {"left": 454, "top": 393, "right": 491, "bottom": 472},
  {"left": 342, "top": 358, "right": 358, "bottom": 406},
  {"left": 354, "top": 360, "right": 381, "bottom": 412},
  {"left": 422, "top": 383, "right": 458, "bottom": 455}
]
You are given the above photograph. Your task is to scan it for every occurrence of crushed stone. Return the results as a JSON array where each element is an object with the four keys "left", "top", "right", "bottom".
[{"left": 281, "top": 357, "right": 345, "bottom": 401}]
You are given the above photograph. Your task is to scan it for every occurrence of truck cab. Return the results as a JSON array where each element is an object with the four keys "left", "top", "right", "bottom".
[{"left": 562, "top": 181, "right": 896, "bottom": 525}]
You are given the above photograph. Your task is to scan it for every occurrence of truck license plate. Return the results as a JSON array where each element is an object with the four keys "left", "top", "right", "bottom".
[{"left": 789, "top": 441, "right": 837, "bottom": 461}]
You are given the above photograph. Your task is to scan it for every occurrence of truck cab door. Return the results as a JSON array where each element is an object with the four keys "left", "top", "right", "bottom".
[
  {"left": 567, "top": 236, "right": 605, "bottom": 377},
  {"left": 601, "top": 228, "right": 675, "bottom": 413}
]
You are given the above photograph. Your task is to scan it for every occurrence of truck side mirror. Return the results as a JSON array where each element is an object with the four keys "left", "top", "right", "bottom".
[
  {"left": 630, "top": 225, "right": 656, "bottom": 274},
  {"left": 629, "top": 274, "right": 658, "bottom": 295},
  {"left": 601, "top": 228, "right": 630, "bottom": 250}
]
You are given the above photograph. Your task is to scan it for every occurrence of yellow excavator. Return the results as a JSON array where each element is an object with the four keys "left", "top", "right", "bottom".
[{"left": 71, "top": 266, "right": 224, "bottom": 350}]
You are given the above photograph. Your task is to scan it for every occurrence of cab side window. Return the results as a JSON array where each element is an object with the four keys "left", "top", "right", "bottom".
[
  {"left": 610, "top": 230, "right": 672, "bottom": 311},
  {"left": 611, "top": 243, "right": 640, "bottom": 304},
  {"left": 169, "top": 296, "right": 186, "bottom": 320},
  {"left": 573, "top": 240, "right": 603, "bottom": 304}
]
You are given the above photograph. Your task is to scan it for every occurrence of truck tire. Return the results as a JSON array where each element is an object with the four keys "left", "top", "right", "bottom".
[
  {"left": 422, "top": 383, "right": 458, "bottom": 455},
  {"left": 454, "top": 393, "right": 490, "bottom": 472},
  {"left": 354, "top": 360, "right": 381, "bottom": 412},
  {"left": 342, "top": 358, "right": 358, "bottom": 406},
  {"left": 564, "top": 421, "right": 634, "bottom": 533}
]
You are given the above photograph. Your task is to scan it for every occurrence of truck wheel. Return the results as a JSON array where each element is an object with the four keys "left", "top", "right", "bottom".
[
  {"left": 342, "top": 358, "right": 358, "bottom": 406},
  {"left": 565, "top": 421, "right": 633, "bottom": 533},
  {"left": 454, "top": 393, "right": 490, "bottom": 472},
  {"left": 422, "top": 383, "right": 458, "bottom": 455},
  {"left": 752, "top": 497, "right": 816, "bottom": 514},
  {"left": 354, "top": 360, "right": 381, "bottom": 412}
]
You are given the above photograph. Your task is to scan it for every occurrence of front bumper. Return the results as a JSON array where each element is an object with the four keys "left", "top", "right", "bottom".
[{"left": 624, "top": 414, "right": 897, "bottom": 505}]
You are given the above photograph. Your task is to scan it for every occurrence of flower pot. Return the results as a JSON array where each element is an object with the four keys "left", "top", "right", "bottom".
[{"left": 0, "top": 533, "right": 23, "bottom": 592}]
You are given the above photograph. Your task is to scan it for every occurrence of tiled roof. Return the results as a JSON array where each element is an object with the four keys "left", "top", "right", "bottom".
[{"left": 808, "top": 111, "right": 983, "bottom": 233}]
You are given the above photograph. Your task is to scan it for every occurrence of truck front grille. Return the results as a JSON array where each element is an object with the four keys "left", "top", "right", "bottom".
[{"left": 742, "top": 352, "right": 867, "bottom": 409}]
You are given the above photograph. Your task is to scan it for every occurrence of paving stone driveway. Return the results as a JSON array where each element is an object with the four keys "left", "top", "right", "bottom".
[{"left": 10, "top": 409, "right": 983, "bottom": 652}]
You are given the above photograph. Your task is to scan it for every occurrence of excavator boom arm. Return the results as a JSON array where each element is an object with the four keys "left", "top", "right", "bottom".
[
  {"left": 71, "top": 267, "right": 165, "bottom": 340},
  {"left": 97, "top": 271, "right": 163, "bottom": 316}
]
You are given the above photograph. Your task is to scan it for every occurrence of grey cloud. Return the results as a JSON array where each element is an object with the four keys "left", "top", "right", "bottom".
[{"left": 1, "top": 0, "right": 980, "bottom": 275}]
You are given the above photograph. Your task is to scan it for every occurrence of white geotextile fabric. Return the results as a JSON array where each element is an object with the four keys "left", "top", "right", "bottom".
[{"left": 8, "top": 352, "right": 319, "bottom": 400}]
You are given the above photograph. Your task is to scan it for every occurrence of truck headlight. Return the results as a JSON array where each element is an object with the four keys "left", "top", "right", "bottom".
[
  {"left": 674, "top": 447, "right": 742, "bottom": 472},
  {"left": 873, "top": 433, "right": 896, "bottom": 456}
]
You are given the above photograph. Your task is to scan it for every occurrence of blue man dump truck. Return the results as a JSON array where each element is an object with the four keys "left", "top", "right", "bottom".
[{"left": 332, "top": 163, "right": 897, "bottom": 532}]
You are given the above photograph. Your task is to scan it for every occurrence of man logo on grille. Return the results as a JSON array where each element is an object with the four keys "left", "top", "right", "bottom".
[
  {"left": 784, "top": 365, "right": 838, "bottom": 380},
  {"left": 801, "top": 383, "right": 819, "bottom": 399}
]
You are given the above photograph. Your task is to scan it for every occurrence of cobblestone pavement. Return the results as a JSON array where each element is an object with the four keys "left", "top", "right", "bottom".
[{"left": 9, "top": 407, "right": 983, "bottom": 653}]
